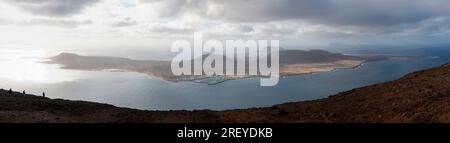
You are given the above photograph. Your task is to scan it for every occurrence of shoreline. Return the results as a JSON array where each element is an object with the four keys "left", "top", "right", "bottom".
[
  {"left": 52, "top": 59, "right": 367, "bottom": 85},
  {"left": 184, "top": 60, "right": 366, "bottom": 85}
]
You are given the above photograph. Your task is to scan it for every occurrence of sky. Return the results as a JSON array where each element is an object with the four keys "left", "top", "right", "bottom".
[{"left": 0, "top": 0, "right": 450, "bottom": 53}]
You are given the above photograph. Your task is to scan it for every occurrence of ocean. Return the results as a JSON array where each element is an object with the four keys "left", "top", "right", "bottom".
[{"left": 0, "top": 47, "right": 449, "bottom": 110}]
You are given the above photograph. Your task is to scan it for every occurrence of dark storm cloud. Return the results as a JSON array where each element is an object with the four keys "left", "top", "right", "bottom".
[
  {"left": 5, "top": 0, "right": 99, "bottom": 17},
  {"left": 141, "top": 0, "right": 450, "bottom": 27},
  {"left": 209, "top": 0, "right": 334, "bottom": 23},
  {"left": 210, "top": 0, "right": 450, "bottom": 27},
  {"left": 138, "top": 0, "right": 450, "bottom": 37}
]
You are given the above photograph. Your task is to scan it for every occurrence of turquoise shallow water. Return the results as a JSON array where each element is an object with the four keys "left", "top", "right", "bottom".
[{"left": 0, "top": 48, "right": 449, "bottom": 110}]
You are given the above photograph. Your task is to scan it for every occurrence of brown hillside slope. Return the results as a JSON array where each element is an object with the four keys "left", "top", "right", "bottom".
[{"left": 0, "top": 63, "right": 449, "bottom": 123}]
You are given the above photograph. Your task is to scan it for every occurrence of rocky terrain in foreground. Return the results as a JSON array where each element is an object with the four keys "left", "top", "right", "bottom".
[{"left": 0, "top": 62, "right": 449, "bottom": 123}]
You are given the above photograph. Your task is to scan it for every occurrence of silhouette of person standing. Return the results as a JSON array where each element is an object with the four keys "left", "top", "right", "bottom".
[
  {"left": 8, "top": 88, "right": 12, "bottom": 94},
  {"left": 23, "top": 90, "right": 26, "bottom": 94},
  {"left": 43, "top": 92, "right": 46, "bottom": 97}
]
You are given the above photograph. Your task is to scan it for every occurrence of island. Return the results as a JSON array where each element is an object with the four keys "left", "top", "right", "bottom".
[{"left": 43, "top": 50, "right": 404, "bottom": 84}]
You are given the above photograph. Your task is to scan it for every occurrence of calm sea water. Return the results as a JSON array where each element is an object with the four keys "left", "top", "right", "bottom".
[{"left": 0, "top": 48, "right": 449, "bottom": 110}]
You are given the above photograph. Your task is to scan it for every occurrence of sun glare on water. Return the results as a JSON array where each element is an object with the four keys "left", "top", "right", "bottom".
[{"left": 0, "top": 49, "right": 78, "bottom": 83}]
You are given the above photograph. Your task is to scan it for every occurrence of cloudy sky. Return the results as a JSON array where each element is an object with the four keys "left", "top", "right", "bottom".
[{"left": 0, "top": 0, "right": 449, "bottom": 53}]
